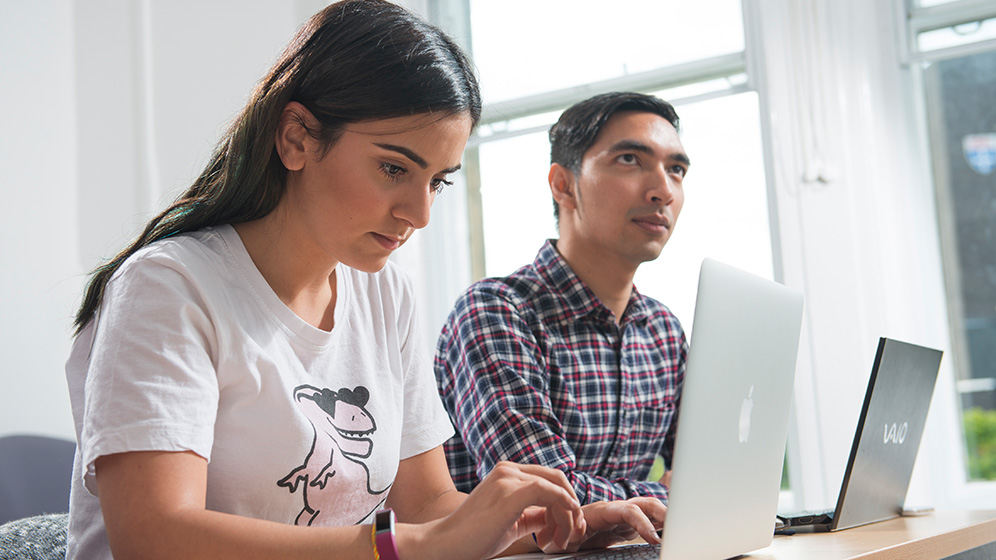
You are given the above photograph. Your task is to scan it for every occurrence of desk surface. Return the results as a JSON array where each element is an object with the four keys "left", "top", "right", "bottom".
[
  {"left": 501, "top": 510, "right": 996, "bottom": 559},
  {"left": 749, "top": 510, "right": 996, "bottom": 560}
]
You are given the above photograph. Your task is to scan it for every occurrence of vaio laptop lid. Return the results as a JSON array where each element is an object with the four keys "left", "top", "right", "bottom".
[
  {"left": 506, "top": 258, "right": 804, "bottom": 560},
  {"left": 778, "top": 337, "right": 943, "bottom": 531}
]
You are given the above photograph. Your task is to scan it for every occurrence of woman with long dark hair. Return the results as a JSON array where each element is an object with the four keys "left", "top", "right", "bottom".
[{"left": 66, "top": 1, "right": 664, "bottom": 558}]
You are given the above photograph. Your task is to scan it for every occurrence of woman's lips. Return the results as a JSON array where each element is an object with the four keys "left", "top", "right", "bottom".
[{"left": 372, "top": 232, "right": 403, "bottom": 250}]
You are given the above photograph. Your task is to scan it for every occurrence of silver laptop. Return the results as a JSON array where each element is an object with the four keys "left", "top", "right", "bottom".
[
  {"left": 505, "top": 258, "right": 804, "bottom": 560},
  {"left": 778, "top": 337, "right": 943, "bottom": 531}
]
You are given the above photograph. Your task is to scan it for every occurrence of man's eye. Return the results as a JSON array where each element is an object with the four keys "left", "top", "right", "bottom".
[
  {"left": 618, "top": 154, "right": 638, "bottom": 164},
  {"left": 670, "top": 165, "right": 687, "bottom": 178}
]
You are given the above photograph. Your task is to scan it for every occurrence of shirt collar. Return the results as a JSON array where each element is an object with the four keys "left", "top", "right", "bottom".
[{"left": 533, "top": 239, "right": 651, "bottom": 325}]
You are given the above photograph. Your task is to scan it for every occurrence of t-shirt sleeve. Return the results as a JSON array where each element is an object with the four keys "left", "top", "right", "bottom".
[
  {"left": 79, "top": 255, "right": 220, "bottom": 495},
  {"left": 395, "top": 273, "right": 454, "bottom": 460}
]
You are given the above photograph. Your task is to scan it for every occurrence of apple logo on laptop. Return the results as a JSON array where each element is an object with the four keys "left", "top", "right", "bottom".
[{"left": 739, "top": 386, "right": 754, "bottom": 443}]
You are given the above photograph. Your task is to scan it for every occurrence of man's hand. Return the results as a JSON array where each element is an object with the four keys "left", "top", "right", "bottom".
[{"left": 564, "top": 497, "right": 667, "bottom": 551}]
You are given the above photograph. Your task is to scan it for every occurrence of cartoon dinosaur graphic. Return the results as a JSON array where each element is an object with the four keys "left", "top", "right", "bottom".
[{"left": 278, "top": 384, "right": 391, "bottom": 526}]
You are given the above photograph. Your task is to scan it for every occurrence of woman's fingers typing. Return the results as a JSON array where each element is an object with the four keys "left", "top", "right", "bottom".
[
  {"left": 428, "top": 462, "right": 584, "bottom": 558},
  {"left": 427, "top": 464, "right": 671, "bottom": 558}
]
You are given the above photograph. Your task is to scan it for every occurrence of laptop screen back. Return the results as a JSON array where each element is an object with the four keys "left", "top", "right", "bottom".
[
  {"left": 832, "top": 338, "right": 943, "bottom": 531},
  {"left": 660, "top": 258, "right": 804, "bottom": 559}
]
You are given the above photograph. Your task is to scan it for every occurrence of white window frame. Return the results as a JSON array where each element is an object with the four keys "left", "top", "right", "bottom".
[
  {"left": 748, "top": 0, "right": 996, "bottom": 510},
  {"left": 898, "top": 0, "right": 996, "bottom": 508}
]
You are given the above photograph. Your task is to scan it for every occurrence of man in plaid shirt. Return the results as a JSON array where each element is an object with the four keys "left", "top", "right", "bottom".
[{"left": 435, "top": 92, "right": 690, "bottom": 505}]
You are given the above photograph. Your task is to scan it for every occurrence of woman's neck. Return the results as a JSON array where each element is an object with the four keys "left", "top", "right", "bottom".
[{"left": 234, "top": 213, "right": 339, "bottom": 331}]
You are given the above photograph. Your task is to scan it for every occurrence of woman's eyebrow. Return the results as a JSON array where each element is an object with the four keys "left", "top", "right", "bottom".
[
  {"left": 374, "top": 142, "right": 462, "bottom": 173},
  {"left": 375, "top": 143, "right": 427, "bottom": 168}
]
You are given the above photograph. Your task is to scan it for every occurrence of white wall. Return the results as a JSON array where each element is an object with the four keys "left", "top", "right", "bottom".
[
  {"left": 0, "top": 0, "right": 346, "bottom": 440},
  {"left": 0, "top": 0, "right": 79, "bottom": 440}
]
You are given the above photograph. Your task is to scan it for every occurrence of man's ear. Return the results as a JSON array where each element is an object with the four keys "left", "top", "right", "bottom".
[
  {"left": 274, "top": 101, "right": 315, "bottom": 172},
  {"left": 549, "top": 163, "right": 578, "bottom": 212}
]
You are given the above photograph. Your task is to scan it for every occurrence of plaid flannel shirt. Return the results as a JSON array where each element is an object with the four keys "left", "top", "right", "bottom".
[{"left": 435, "top": 240, "right": 687, "bottom": 504}]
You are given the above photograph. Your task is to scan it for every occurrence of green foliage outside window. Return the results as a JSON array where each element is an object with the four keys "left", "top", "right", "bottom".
[
  {"left": 649, "top": 455, "right": 666, "bottom": 483},
  {"left": 964, "top": 407, "right": 996, "bottom": 481}
]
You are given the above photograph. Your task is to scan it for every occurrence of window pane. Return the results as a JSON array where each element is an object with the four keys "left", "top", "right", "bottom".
[
  {"left": 477, "top": 92, "right": 772, "bottom": 334},
  {"left": 478, "top": 130, "right": 559, "bottom": 276},
  {"left": 468, "top": 0, "right": 744, "bottom": 105},
  {"left": 917, "top": 17, "right": 996, "bottom": 52},
  {"left": 477, "top": 110, "right": 562, "bottom": 142},
  {"left": 925, "top": 50, "right": 996, "bottom": 481},
  {"left": 916, "top": 0, "right": 963, "bottom": 6}
]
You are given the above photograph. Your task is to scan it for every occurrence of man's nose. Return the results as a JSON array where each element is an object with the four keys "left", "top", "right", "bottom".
[{"left": 648, "top": 167, "right": 677, "bottom": 205}]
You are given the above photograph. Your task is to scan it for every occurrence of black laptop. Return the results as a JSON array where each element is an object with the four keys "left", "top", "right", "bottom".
[{"left": 778, "top": 337, "right": 943, "bottom": 531}]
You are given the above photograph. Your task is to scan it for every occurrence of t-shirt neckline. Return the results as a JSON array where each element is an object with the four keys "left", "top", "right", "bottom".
[{"left": 217, "top": 224, "right": 348, "bottom": 348}]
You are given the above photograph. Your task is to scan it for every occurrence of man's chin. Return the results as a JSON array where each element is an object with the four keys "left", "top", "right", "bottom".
[{"left": 634, "top": 240, "right": 668, "bottom": 264}]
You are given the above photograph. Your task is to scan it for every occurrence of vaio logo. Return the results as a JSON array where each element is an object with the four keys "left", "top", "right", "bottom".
[{"left": 883, "top": 422, "right": 908, "bottom": 444}]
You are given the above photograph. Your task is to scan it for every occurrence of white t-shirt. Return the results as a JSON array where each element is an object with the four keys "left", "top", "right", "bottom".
[{"left": 65, "top": 225, "right": 453, "bottom": 559}]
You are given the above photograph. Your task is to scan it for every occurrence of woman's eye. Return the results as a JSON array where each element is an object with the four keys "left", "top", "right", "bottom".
[
  {"left": 430, "top": 178, "right": 454, "bottom": 194},
  {"left": 380, "top": 163, "right": 407, "bottom": 181}
]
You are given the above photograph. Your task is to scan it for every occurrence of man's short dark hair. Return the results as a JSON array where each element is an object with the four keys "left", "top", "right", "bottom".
[{"left": 549, "top": 92, "right": 680, "bottom": 221}]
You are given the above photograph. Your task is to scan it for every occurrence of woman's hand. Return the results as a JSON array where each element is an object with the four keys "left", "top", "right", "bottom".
[
  {"left": 406, "top": 461, "right": 585, "bottom": 560},
  {"left": 568, "top": 497, "right": 667, "bottom": 551}
]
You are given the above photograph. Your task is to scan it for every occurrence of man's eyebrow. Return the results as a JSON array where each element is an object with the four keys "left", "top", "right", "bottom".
[
  {"left": 673, "top": 152, "right": 691, "bottom": 168},
  {"left": 608, "top": 140, "right": 655, "bottom": 156},
  {"left": 608, "top": 139, "right": 691, "bottom": 168},
  {"left": 374, "top": 143, "right": 462, "bottom": 174}
]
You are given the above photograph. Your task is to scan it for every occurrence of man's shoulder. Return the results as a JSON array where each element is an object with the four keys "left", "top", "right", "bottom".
[
  {"left": 462, "top": 265, "right": 546, "bottom": 302},
  {"left": 634, "top": 292, "right": 685, "bottom": 331},
  {"left": 637, "top": 292, "right": 672, "bottom": 314},
  {"left": 448, "top": 264, "right": 573, "bottom": 325}
]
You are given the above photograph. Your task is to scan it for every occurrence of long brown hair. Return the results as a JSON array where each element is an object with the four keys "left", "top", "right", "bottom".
[{"left": 74, "top": 0, "right": 481, "bottom": 333}]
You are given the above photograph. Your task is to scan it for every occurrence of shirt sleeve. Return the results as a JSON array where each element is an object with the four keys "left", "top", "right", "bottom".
[
  {"left": 437, "top": 286, "right": 669, "bottom": 504},
  {"left": 661, "top": 334, "right": 688, "bottom": 471},
  {"left": 79, "top": 255, "right": 220, "bottom": 494}
]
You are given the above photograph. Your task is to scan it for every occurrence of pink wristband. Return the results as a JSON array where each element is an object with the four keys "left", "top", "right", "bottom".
[{"left": 373, "top": 508, "right": 401, "bottom": 560}]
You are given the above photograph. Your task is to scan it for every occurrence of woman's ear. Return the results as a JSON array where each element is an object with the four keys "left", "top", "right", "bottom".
[
  {"left": 274, "top": 101, "right": 315, "bottom": 171},
  {"left": 549, "top": 163, "right": 578, "bottom": 212}
]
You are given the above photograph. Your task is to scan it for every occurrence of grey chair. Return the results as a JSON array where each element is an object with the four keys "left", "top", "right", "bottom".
[
  {"left": 0, "top": 513, "right": 68, "bottom": 560},
  {"left": 0, "top": 435, "right": 76, "bottom": 525}
]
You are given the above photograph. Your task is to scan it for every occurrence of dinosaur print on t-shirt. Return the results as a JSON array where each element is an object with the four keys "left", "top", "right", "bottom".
[{"left": 278, "top": 385, "right": 391, "bottom": 526}]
